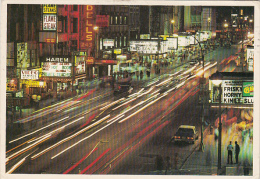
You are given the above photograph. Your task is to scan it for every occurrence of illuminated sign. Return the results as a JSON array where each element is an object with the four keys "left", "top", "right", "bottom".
[
  {"left": 96, "top": 15, "right": 109, "bottom": 27},
  {"left": 167, "top": 37, "right": 178, "bottom": 50},
  {"left": 43, "top": 4, "right": 57, "bottom": 13},
  {"left": 178, "top": 36, "right": 189, "bottom": 47},
  {"left": 43, "top": 14, "right": 57, "bottom": 31},
  {"left": 41, "top": 62, "right": 72, "bottom": 77},
  {"left": 116, "top": 54, "right": 127, "bottom": 61},
  {"left": 86, "top": 57, "right": 94, "bottom": 64},
  {"left": 46, "top": 38, "right": 56, "bottom": 43},
  {"left": 210, "top": 80, "right": 253, "bottom": 104},
  {"left": 75, "top": 56, "right": 85, "bottom": 75},
  {"left": 103, "top": 39, "right": 115, "bottom": 46},
  {"left": 114, "top": 49, "right": 122, "bottom": 54},
  {"left": 20, "top": 80, "right": 46, "bottom": 87},
  {"left": 247, "top": 46, "right": 254, "bottom": 71},
  {"left": 130, "top": 41, "right": 158, "bottom": 54},
  {"left": 21, "top": 70, "right": 39, "bottom": 80},
  {"left": 86, "top": 5, "right": 94, "bottom": 45},
  {"left": 231, "top": 14, "right": 238, "bottom": 28},
  {"left": 42, "top": 56, "right": 71, "bottom": 63},
  {"left": 17, "top": 43, "right": 28, "bottom": 69},
  {"left": 140, "top": 34, "right": 150, "bottom": 39}
]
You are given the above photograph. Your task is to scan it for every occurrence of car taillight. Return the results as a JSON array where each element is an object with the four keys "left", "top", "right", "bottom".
[
  {"left": 174, "top": 136, "right": 180, "bottom": 139},
  {"left": 187, "top": 137, "right": 194, "bottom": 140},
  {"left": 118, "top": 86, "right": 121, "bottom": 90}
]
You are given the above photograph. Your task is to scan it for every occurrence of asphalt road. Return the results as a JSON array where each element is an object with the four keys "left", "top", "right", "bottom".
[{"left": 6, "top": 44, "right": 242, "bottom": 174}]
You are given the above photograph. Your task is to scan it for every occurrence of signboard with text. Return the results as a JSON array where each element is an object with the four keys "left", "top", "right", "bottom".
[
  {"left": 43, "top": 4, "right": 57, "bottom": 13},
  {"left": 17, "top": 43, "right": 28, "bottom": 68},
  {"left": 43, "top": 14, "right": 57, "bottom": 31},
  {"left": 103, "top": 39, "right": 115, "bottom": 47},
  {"left": 210, "top": 80, "right": 254, "bottom": 104},
  {"left": 21, "top": 70, "right": 39, "bottom": 80},
  {"left": 130, "top": 41, "right": 158, "bottom": 54},
  {"left": 247, "top": 46, "right": 254, "bottom": 71},
  {"left": 166, "top": 37, "right": 178, "bottom": 50}
]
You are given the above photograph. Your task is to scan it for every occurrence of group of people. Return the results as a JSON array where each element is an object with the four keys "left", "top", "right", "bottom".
[{"left": 227, "top": 141, "right": 240, "bottom": 164}]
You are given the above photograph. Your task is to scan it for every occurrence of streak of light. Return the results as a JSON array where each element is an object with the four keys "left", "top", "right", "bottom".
[
  {"left": 169, "top": 71, "right": 181, "bottom": 77},
  {"left": 6, "top": 137, "right": 36, "bottom": 153},
  {"left": 106, "top": 114, "right": 125, "bottom": 123},
  {"left": 100, "top": 98, "right": 125, "bottom": 110},
  {"left": 6, "top": 134, "right": 51, "bottom": 161},
  {"left": 112, "top": 98, "right": 137, "bottom": 111},
  {"left": 28, "top": 116, "right": 83, "bottom": 144},
  {"left": 101, "top": 121, "right": 170, "bottom": 174},
  {"left": 9, "top": 116, "right": 69, "bottom": 144},
  {"left": 63, "top": 147, "right": 99, "bottom": 174},
  {"left": 50, "top": 114, "right": 119, "bottom": 159},
  {"left": 31, "top": 115, "right": 109, "bottom": 160},
  {"left": 147, "top": 80, "right": 159, "bottom": 87},
  {"left": 150, "top": 89, "right": 160, "bottom": 96},
  {"left": 196, "top": 62, "right": 217, "bottom": 76},
  {"left": 118, "top": 93, "right": 167, "bottom": 123},
  {"left": 80, "top": 148, "right": 111, "bottom": 174},
  {"left": 155, "top": 78, "right": 173, "bottom": 87}
]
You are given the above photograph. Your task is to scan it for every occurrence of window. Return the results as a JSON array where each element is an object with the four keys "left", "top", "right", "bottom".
[
  {"left": 115, "top": 37, "right": 117, "bottom": 48},
  {"left": 110, "top": 16, "right": 113, "bottom": 25},
  {"left": 73, "top": 18, "right": 78, "bottom": 33},
  {"left": 73, "top": 5, "right": 78, "bottom": 11},
  {"left": 119, "top": 36, "right": 122, "bottom": 47},
  {"left": 124, "top": 16, "right": 127, "bottom": 24},
  {"left": 100, "top": 38, "right": 103, "bottom": 50},
  {"left": 120, "top": 16, "right": 122, "bottom": 24},
  {"left": 115, "top": 16, "right": 118, "bottom": 25},
  {"left": 124, "top": 36, "right": 126, "bottom": 46}
]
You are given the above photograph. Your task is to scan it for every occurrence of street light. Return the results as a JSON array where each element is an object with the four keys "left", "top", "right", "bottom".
[{"left": 210, "top": 71, "right": 223, "bottom": 172}]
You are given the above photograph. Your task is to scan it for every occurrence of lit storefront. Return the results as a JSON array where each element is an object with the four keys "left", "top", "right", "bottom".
[{"left": 41, "top": 56, "right": 72, "bottom": 93}]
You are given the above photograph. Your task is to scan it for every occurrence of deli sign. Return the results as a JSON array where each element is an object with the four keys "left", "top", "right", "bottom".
[{"left": 21, "top": 70, "right": 39, "bottom": 80}]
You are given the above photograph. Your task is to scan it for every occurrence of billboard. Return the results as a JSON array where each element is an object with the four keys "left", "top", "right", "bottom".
[
  {"left": 103, "top": 39, "right": 115, "bottom": 47},
  {"left": 231, "top": 14, "right": 238, "bottom": 28},
  {"left": 167, "top": 37, "right": 178, "bottom": 50},
  {"left": 178, "top": 36, "right": 189, "bottom": 47},
  {"left": 17, "top": 43, "right": 28, "bottom": 68},
  {"left": 75, "top": 56, "right": 85, "bottom": 75},
  {"left": 43, "top": 14, "right": 57, "bottom": 31},
  {"left": 210, "top": 80, "right": 253, "bottom": 104},
  {"left": 21, "top": 70, "right": 39, "bottom": 80},
  {"left": 41, "top": 62, "right": 72, "bottom": 77},
  {"left": 129, "top": 41, "right": 158, "bottom": 54},
  {"left": 43, "top": 4, "right": 57, "bottom": 13},
  {"left": 247, "top": 46, "right": 254, "bottom": 71}
]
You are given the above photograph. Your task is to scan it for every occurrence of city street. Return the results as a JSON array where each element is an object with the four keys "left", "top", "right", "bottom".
[
  {"left": 5, "top": 44, "right": 249, "bottom": 175},
  {"left": 4, "top": 4, "right": 256, "bottom": 177}
]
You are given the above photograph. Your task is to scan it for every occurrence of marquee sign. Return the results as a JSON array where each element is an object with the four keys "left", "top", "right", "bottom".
[
  {"left": 210, "top": 80, "right": 254, "bottom": 104},
  {"left": 129, "top": 41, "right": 158, "bottom": 54}
]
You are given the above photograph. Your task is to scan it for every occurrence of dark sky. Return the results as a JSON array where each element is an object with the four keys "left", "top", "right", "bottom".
[{"left": 216, "top": 6, "right": 254, "bottom": 23}]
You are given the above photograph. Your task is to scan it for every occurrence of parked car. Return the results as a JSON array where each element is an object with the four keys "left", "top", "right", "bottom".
[{"left": 172, "top": 125, "right": 198, "bottom": 144}]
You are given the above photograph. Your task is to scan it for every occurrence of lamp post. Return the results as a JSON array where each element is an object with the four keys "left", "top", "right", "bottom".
[
  {"left": 192, "top": 34, "right": 205, "bottom": 152},
  {"left": 210, "top": 71, "right": 223, "bottom": 172}
]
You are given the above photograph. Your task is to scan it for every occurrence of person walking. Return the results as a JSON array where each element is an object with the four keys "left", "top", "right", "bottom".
[
  {"left": 140, "top": 70, "right": 143, "bottom": 80},
  {"left": 235, "top": 141, "right": 240, "bottom": 164},
  {"left": 227, "top": 141, "right": 233, "bottom": 164}
]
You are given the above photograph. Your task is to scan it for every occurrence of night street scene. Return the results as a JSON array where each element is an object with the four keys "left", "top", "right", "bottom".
[{"left": 2, "top": 1, "right": 259, "bottom": 178}]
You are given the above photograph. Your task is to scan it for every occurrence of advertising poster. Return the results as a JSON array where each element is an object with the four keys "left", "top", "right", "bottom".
[{"left": 17, "top": 42, "right": 28, "bottom": 68}]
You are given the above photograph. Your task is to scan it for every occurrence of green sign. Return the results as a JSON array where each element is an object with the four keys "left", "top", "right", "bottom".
[{"left": 243, "top": 81, "right": 254, "bottom": 97}]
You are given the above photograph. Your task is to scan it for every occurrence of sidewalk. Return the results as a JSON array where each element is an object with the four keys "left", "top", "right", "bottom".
[{"left": 179, "top": 109, "right": 253, "bottom": 176}]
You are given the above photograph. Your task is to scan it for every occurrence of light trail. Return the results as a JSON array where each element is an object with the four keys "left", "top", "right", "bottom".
[
  {"left": 31, "top": 115, "right": 109, "bottom": 160},
  {"left": 147, "top": 80, "right": 159, "bottom": 87},
  {"left": 155, "top": 78, "right": 173, "bottom": 87},
  {"left": 118, "top": 93, "right": 167, "bottom": 123},
  {"left": 27, "top": 116, "right": 84, "bottom": 144},
  {"left": 100, "top": 98, "right": 125, "bottom": 110},
  {"left": 106, "top": 114, "right": 125, "bottom": 123},
  {"left": 9, "top": 116, "right": 69, "bottom": 144},
  {"left": 50, "top": 114, "right": 116, "bottom": 159},
  {"left": 112, "top": 98, "right": 137, "bottom": 111},
  {"left": 6, "top": 134, "right": 51, "bottom": 161}
]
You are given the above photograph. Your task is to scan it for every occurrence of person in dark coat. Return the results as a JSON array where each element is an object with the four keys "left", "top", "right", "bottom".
[{"left": 235, "top": 141, "right": 240, "bottom": 164}]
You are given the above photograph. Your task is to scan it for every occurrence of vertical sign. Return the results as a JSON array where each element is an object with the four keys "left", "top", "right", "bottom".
[
  {"left": 43, "top": 5, "right": 57, "bottom": 31},
  {"left": 17, "top": 43, "right": 28, "bottom": 68},
  {"left": 247, "top": 46, "right": 254, "bottom": 72},
  {"left": 231, "top": 14, "right": 238, "bottom": 28}
]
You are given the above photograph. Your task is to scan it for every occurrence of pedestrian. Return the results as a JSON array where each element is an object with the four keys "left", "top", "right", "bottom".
[
  {"left": 140, "top": 70, "right": 143, "bottom": 80},
  {"left": 235, "top": 141, "right": 240, "bottom": 164},
  {"left": 227, "top": 141, "right": 233, "bottom": 164}
]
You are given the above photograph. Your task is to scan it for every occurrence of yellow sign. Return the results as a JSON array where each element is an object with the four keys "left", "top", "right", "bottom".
[
  {"left": 20, "top": 80, "right": 46, "bottom": 87},
  {"left": 43, "top": 4, "right": 57, "bottom": 13},
  {"left": 114, "top": 49, "right": 122, "bottom": 54}
]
